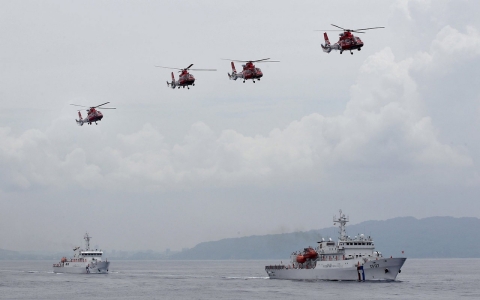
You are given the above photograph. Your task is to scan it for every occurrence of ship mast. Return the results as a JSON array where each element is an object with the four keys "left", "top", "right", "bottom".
[
  {"left": 84, "top": 232, "right": 92, "bottom": 250},
  {"left": 333, "top": 209, "right": 349, "bottom": 241}
]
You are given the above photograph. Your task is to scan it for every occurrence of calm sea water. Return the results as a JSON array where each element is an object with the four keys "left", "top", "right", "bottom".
[{"left": 1, "top": 259, "right": 479, "bottom": 299}]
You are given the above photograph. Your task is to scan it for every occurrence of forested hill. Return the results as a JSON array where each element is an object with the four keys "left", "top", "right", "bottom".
[{"left": 171, "top": 216, "right": 480, "bottom": 259}]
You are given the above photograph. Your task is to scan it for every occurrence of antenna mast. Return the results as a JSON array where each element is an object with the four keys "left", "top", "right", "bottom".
[
  {"left": 84, "top": 232, "right": 92, "bottom": 250},
  {"left": 333, "top": 209, "right": 349, "bottom": 241}
]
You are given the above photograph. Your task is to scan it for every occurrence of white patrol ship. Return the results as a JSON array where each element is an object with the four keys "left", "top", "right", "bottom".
[
  {"left": 265, "top": 210, "right": 406, "bottom": 281},
  {"left": 53, "top": 233, "right": 110, "bottom": 274}
]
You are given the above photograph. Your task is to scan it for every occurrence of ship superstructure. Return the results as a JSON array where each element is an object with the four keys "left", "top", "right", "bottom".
[
  {"left": 265, "top": 210, "right": 406, "bottom": 281},
  {"left": 53, "top": 233, "right": 110, "bottom": 274}
]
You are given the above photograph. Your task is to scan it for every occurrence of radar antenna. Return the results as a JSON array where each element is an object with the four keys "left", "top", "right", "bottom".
[{"left": 333, "top": 210, "right": 349, "bottom": 241}]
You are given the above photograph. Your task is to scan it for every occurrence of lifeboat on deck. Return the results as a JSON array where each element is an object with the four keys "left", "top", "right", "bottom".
[
  {"left": 296, "top": 255, "right": 306, "bottom": 263},
  {"left": 296, "top": 248, "right": 318, "bottom": 263},
  {"left": 303, "top": 248, "right": 318, "bottom": 260}
]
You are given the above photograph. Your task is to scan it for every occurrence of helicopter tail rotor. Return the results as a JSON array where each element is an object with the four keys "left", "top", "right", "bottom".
[
  {"left": 323, "top": 32, "right": 331, "bottom": 45},
  {"left": 321, "top": 32, "right": 332, "bottom": 53},
  {"left": 321, "top": 44, "right": 332, "bottom": 53},
  {"left": 167, "top": 72, "right": 176, "bottom": 88},
  {"left": 228, "top": 62, "right": 239, "bottom": 80},
  {"left": 76, "top": 111, "right": 84, "bottom": 126}
]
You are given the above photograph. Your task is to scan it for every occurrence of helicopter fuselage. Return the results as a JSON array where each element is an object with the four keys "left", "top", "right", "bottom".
[
  {"left": 76, "top": 109, "right": 104, "bottom": 126},
  {"left": 337, "top": 32, "right": 364, "bottom": 51},
  {"left": 228, "top": 62, "right": 263, "bottom": 82},
  {"left": 167, "top": 71, "right": 196, "bottom": 89}
]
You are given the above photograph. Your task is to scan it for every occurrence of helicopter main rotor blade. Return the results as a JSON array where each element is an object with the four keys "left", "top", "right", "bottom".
[
  {"left": 331, "top": 24, "right": 346, "bottom": 30},
  {"left": 155, "top": 66, "right": 183, "bottom": 70},
  {"left": 70, "top": 104, "right": 89, "bottom": 108},
  {"left": 252, "top": 58, "right": 280, "bottom": 63},
  {"left": 314, "top": 30, "right": 346, "bottom": 32},
  {"left": 251, "top": 58, "right": 272, "bottom": 62},
  {"left": 94, "top": 102, "right": 110, "bottom": 108},
  {"left": 221, "top": 58, "right": 251, "bottom": 63},
  {"left": 98, "top": 107, "right": 116, "bottom": 109},
  {"left": 185, "top": 64, "right": 194, "bottom": 70},
  {"left": 353, "top": 26, "right": 385, "bottom": 31},
  {"left": 188, "top": 68, "right": 217, "bottom": 71},
  {"left": 221, "top": 58, "right": 278, "bottom": 63}
]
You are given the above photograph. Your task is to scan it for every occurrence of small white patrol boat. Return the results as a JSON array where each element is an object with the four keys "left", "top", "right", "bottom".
[
  {"left": 53, "top": 233, "right": 110, "bottom": 274},
  {"left": 265, "top": 210, "right": 406, "bottom": 281}
]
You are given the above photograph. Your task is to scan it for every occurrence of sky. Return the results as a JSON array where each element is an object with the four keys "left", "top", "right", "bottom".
[{"left": 0, "top": 0, "right": 479, "bottom": 252}]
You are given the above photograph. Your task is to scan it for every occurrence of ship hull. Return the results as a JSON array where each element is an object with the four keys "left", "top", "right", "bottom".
[
  {"left": 53, "top": 261, "right": 110, "bottom": 274},
  {"left": 266, "top": 258, "right": 406, "bottom": 281}
]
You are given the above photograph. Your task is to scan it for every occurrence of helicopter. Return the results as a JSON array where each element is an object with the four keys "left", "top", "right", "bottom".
[
  {"left": 70, "top": 102, "right": 116, "bottom": 126},
  {"left": 223, "top": 58, "right": 279, "bottom": 83},
  {"left": 317, "top": 24, "right": 384, "bottom": 55},
  {"left": 155, "top": 64, "right": 216, "bottom": 89}
]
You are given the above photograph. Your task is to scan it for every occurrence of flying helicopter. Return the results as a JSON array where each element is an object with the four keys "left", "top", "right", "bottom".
[
  {"left": 70, "top": 102, "right": 116, "bottom": 126},
  {"left": 155, "top": 64, "right": 216, "bottom": 89},
  {"left": 223, "top": 58, "right": 279, "bottom": 83},
  {"left": 317, "top": 24, "right": 384, "bottom": 55}
]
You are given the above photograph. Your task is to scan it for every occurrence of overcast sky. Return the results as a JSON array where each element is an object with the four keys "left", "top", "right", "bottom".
[{"left": 1, "top": 0, "right": 479, "bottom": 252}]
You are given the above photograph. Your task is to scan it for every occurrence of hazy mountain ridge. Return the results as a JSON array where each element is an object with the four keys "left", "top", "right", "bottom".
[
  {"left": 171, "top": 216, "right": 480, "bottom": 259},
  {"left": 2, "top": 216, "right": 479, "bottom": 260}
]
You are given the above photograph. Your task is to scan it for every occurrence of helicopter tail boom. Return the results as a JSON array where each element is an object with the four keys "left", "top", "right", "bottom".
[
  {"left": 228, "top": 62, "right": 239, "bottom": 80},
  {"left": 167, "top": 72, "right": 176, "bottom": 88},
  {"left": 75, "top": 111, "right": 84, "bottom": 126},
  {"left": 324, "top": 32, "right": 330, "bottom": 45},
  {"left": 321, "top": 32, "right": 332, "bottom": 53}
]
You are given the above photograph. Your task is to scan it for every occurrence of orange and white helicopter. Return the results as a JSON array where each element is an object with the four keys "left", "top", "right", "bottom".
[
  {"left": 155, "top": 64, "right": 216, "bottom": 89},
  {"left": 223, "top": 58, "right": 279, "bottom": 83},
  {"left": 70, "top": 102, "right": 116, "bottom": 126},
  {"left": 317, "top": 24, "right": 384, "bottom": 55}
]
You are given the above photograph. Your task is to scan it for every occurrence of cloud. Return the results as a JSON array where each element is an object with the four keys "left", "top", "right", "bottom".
[
  {"left": 0, "top": 7, "right": 477, "bottom": 193},
  {"left": 0, "top": 44, "right": 473, "bottom": 192}
]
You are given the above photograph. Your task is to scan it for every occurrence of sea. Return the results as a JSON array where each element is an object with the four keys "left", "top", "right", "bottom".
[{"left": 1, "top": 259, "right": 479, "bottom": 299}]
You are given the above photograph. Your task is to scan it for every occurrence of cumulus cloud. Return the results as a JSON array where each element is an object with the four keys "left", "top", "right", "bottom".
[
  {"left": 1, "top": 1, "right": 478, "bottom": 193},
  {"left": 0, "top": 40, "right": 474, "bottom": 192}
]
